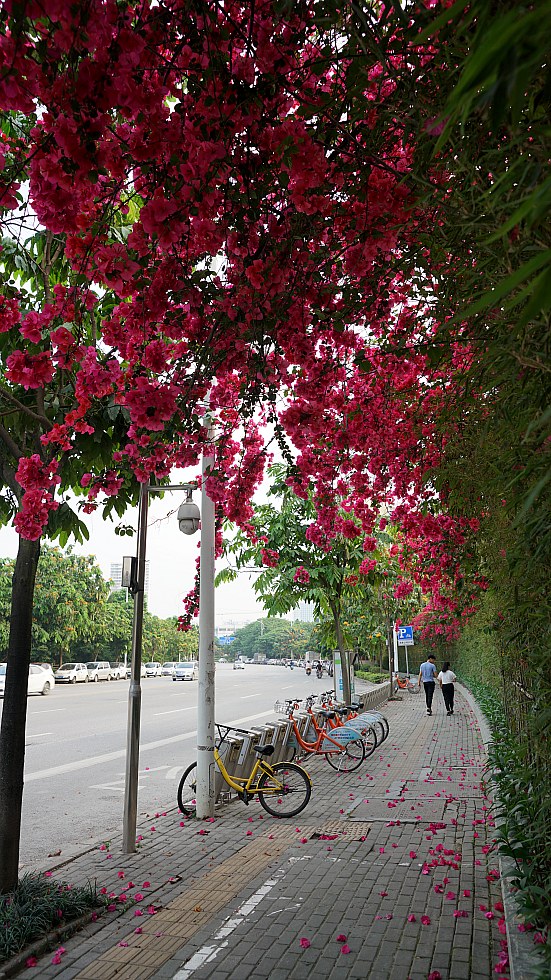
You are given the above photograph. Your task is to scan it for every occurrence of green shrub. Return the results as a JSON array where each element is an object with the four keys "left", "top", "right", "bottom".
[
  {"left": 462, "top": 679, "right": 550, "bottom": 976},
  {"left": 0, "top": 873, "right": 106, "bottom": 963},
  {"left": 356, "top": 670, "right": 388, "bottom": 684}
]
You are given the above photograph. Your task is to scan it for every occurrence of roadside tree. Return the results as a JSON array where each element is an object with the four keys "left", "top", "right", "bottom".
[
  {"left": 231, "top": 618, "right": 313, "bottom": 663},
  {"left": 218, "top": 466, "right": 382, "bottom": 703}
]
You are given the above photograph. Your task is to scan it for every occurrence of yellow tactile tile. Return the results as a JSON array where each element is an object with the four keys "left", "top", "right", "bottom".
[{"left": 73, "top": 823, "right": 370, "bottom": 980}]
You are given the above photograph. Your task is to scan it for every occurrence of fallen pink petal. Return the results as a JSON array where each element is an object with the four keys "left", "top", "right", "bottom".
[
  {"left": 341, "top": 944, "right": 351, "bottom": 954},
  {"left": 299, "top": 937, "right": 311, "bottom": 949}
]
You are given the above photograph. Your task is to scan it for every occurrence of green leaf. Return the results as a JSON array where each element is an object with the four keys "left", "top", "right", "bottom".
[{"left": 452, "top": 249, "right": 551, "bottom": 320}]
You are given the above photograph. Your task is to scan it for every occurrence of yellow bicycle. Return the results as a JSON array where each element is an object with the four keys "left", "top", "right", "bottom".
[{"left": 177, "top": 724, "right": 312, "bottom": 818}]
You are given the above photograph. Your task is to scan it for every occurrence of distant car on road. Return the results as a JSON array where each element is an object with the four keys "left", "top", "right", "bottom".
[
  {"left": 86, "top": 661, "right": 112, "bottom": 682},
  {"left": 173, "top": 661, "right": 199, "bottom": 681},
  {"left": 54, "top": 662, "right": 89, "bottom": 684},
  {"left": 109, "top": 662, "right": 126, "bottom": 680},
  {"left": 161, "top": 662, "right": 177, "bottom": 676},
  {"left": 233, "top": 661, "right": 245, "bottom": 670},
  {"left": 0, "top": 663, "right": 55, "bottom": 697},
  {"left": 145, "top": 662, "right": 162, "bottom": 677}
]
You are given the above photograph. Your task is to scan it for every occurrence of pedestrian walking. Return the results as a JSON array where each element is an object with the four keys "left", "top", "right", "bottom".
[
  {"left": 418, "top": 655, "right": 438, "bottom": 715},
  {"left": 437, "top": 661, "right": 457, "bottom": 715}
]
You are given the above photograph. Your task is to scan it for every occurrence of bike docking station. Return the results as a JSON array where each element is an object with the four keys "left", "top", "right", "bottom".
[
  {"left": 200, "top": 720, "right": 299, "bottom": 809},
  {"left": 178, "top": 681, "right": 393, "bottom": 815}
]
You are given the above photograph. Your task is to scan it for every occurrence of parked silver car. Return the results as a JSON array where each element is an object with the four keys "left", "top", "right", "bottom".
[
  {"left": 55, "top": 662, "right": 89, "bottom": 684},
  {"left": 86, "top": 661, "right": 112, "bottom": 682},
  {"left": 0, "top": 663, "right": 55, "bottom": 697},
  {"left": 173, "top": 661, "right": 199, "bottom": 681}
]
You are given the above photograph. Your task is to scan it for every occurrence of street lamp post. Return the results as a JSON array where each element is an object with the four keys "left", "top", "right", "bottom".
[
  {"left": 122, "top": 482, "right": 149, "bottom": 853},
  {"left": 121, "top": 481, "right": 200, "bottom": 854},
  {"left": 195, "top": 419, "right": 216, "bottom": 818}
]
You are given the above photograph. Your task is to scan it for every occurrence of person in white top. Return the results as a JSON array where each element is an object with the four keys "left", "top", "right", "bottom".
[{"left": 437, "top": 661, "right": 457, "bottom": 715}]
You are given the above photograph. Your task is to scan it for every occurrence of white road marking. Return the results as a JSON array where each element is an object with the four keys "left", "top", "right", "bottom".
[
  {"left": 166, "top": 766, "right": 182, "bottom": 780},
  {"left": 26, "top": 732, "right": 53, "bottom": 738},
  {"left": 154, "top": 707, "right": 195, "bottom": 717},
  {"left": 91, "top": 765, "right": 171, "bottom": 794},
  {"left": 90, "top": 781, "right": 126, "bottom": 793},
  {"left": 173, "top": 867, "right": 289, "bottom": 979},
  {"left": 24, "top": 710, "right": 275, "bottom": 782},
  {"left": 173, "top": 856, "right": 311, "bottom": 979},
  {"left": 240, "top": 694, "right": 259, "bottom": 699},
  {"left": 27, "top": 709, "right": 65, "bottom": 714}
]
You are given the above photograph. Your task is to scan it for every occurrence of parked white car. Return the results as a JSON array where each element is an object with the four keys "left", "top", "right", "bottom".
[
  {"left": 173, "top": 661, "right": 199, "bottom": 681},
  {"left": 109, "top": 662, "right": 126, "bottom": 680},
  {"left": 145, "top": 662, "right": 162, "bottom": 677},
  {"left": 86, "top": 661, "right": 112, "bottom": 682},
  {"left": 161, "top": 662, "right": 177, "bottom": 676},
  {"left": 0, "top": 663, "right": 55, "bottom": 697},
  {"left": 54, "top": 662, "right": 89, "bottom": 684}
]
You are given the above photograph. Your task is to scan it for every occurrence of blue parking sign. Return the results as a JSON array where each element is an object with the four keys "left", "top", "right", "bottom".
[{"left": 397, "top": 625, "right": 414, "bottom": 645}]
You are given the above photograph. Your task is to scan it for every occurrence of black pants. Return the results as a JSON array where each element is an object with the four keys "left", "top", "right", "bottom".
[
  {"left": 442, "top": 683, "right": 454, "bottom": 712},
  {"left": 423, "top": 680, "right": 435, "bottom": 710}
]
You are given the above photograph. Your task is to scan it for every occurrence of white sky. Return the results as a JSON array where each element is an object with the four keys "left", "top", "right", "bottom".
[{"left": 0, "top": 486, "right": 265, "bottom": 624}]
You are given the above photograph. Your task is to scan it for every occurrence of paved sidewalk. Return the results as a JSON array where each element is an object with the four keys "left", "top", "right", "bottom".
[{"left": 12, "top": 687, "right": 507, "bottom": 980}]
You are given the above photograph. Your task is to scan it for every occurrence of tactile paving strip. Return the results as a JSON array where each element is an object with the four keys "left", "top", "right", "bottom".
[{"left": 74, "top": 823, "right": 370, "bottom": 980}]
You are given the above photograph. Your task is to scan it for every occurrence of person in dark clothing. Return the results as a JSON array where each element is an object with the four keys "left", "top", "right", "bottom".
[{"left": 418, "top": 655, "right": 438, "bottom": 715}]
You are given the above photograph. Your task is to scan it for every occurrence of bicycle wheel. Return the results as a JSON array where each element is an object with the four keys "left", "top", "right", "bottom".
[
  {"left": 325, "top": 737, "right": 365, "bottom": 772},
  {"left": 177, "top": 762, "right": 197, "bottom": 815},
  {"left": 369, "top": 713, "right": 390, "bottom": 741},
  {"left": 343, "top": 718, "right": 379, "bottom": 750},
  {"left": 359, "top": 724, "right": 378, "bottom": 758},
  {"left": 257, "top": 762, "right": 311, "bottom": 817},
  {"left": 358, "top": 712, "right": 389, "bottom": 742}
]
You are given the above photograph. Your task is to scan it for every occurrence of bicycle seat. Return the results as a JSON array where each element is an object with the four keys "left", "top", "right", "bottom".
[
  {"left": 254, "top": 744, "right": 275, "bottom": 756},
  {"left": 334, "top": 707, "right": 349, "bottom": 716},
  {"left": 318, "top": 709, "right": 336, "bottom": 720}
]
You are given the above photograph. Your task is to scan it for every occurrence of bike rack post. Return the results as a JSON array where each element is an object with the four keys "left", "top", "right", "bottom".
[
  {"left": 253, "top": 723, "right": 276, "bottom": 753},
  {"left": 272, "top": 720, "right": 291, "bottom": 762},
  {"left": 214, "top": 737, "right": 237, "bottom": 802},
  {"left": 297, "top": 710, "right": 314, "bottom": 742},
  {"left": 278, "top": 719, "right": 296, "bottom": 762},
  {"left": 231, "top": 730, "right": 259, "bottom": 784}
]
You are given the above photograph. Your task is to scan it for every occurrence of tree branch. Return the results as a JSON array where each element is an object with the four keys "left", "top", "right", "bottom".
[{"left": 0, "top": 386, "right": 53, "bottom": 431}]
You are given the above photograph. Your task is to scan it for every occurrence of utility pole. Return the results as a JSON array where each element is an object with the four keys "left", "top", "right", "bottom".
[
  {"left": 196, "top": 419, "right": 216, "bottom": 818},
  {"left": 122, "top": 482, "right": 148, "bottom": 853}
]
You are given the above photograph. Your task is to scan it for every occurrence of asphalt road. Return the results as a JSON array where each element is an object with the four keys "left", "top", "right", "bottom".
[{"left": 1, "top": 664, "right": 331, "bottom": 872}]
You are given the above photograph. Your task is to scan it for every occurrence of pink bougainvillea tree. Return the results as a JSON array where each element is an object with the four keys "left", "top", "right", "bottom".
[{"left": 0, "top": 0, "right": 482, "bottom": 889}]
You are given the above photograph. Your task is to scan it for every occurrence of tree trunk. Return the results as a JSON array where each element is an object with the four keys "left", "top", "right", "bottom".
[
  {"left": 332, "top": 606, "right": 351, "bottom": 705},
  {"left": 0, "top": 534, "right": 41, "bottom": 893}
]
